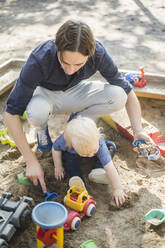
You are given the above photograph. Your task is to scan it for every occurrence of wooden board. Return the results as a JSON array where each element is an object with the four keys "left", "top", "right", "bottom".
[
  {"left": 0, "top": 59, "right": 165, "bottom": 100},
  {"left": 120, "top": 69, "right": 165, "bottom": 100},
  {"left": 0, "top": 59, "right": 25, "bottom": 95}
]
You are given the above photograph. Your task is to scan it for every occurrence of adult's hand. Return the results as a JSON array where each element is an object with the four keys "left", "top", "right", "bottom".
[
  {"left": 133, "top": 130, "right": 154, "bottom": 143},
  {"left": 4, "top": 112, "right": 47, "bottom": 193},
  {"left": 26, "top": 161, "right": 46, "bottom": 193}
]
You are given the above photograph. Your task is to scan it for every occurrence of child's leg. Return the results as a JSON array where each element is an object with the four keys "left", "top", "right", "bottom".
[
  {"left": 62, "top": 151, "right": 83, "bottom": 179},
  {"left": 89, "top": 159, "right": 109, "bottom": 184},
  {"left": 93, "top": 159, "right": 103, "bottom": 169}
]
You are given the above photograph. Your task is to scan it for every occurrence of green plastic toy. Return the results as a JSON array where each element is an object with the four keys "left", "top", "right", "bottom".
[
  {"left": 17, "top": 172, "right": 31, "bottom": 185},
  {"left": 79, "top": 240, "right": 98, "bottom": 248},
  {"left": 20, "top": 111, "right": 27, "bottom": 120},
  {"left": 145, "top": 208, "right": 165, "bottom": 226}
]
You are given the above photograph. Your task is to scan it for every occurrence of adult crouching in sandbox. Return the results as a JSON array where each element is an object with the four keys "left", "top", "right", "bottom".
[{"left": 4, "top": 19, "right": 151, "bottom": 194}]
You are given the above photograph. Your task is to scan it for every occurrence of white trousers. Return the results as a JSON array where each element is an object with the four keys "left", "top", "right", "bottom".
[{"left": 26, "top": 80, "right": 127, "bottom": 128}]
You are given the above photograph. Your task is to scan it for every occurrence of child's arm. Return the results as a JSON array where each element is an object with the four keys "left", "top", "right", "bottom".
[
  {"left": 52, "top": 148, "right": 65, "bottom": 180},
  {"left": 104, "top": 161, "right": 126, "bottom": 207}
]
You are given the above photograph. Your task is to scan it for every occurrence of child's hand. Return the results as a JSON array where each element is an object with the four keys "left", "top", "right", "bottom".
[
  {"left": 112, "top": 188, "right": 127, "bottom": 207},
  {"left": 54, "top": 164, "right": 65, "bottom": 181}
]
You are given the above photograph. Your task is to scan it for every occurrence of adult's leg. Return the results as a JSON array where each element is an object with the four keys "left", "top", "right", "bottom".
[
  {"left": 26, "top": 81, "right": 128, "bottom": 127},
  {"left": 61, "top": 81, "right": 128, "bottom": 119},
  {"left": 26, "top": 87, "right": 60, "bottom": 151},
  {"left": 26, "top": 87, "right": 54, "bottom": 129}
]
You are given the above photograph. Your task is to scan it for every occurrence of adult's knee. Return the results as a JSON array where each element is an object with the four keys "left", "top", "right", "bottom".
[
  {"left": 105, "top": 85, "right": 128, "bottom": 111},
  {"left": 26, "top": 95, "right": 53, "bottom": 127}
]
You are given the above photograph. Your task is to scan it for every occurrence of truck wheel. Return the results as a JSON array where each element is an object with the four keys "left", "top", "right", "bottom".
[
  {"left": 86, "top": 203, "right": 96, "bottom": 217},
  {"left": 20, "top": 209, "right": 31, "bottom": 229},
  {"left": 71, "top": 217, "right": 81, "bottom": 230},
  {"left": 0, "top": 238, "right": 8, "bottom": 248}
]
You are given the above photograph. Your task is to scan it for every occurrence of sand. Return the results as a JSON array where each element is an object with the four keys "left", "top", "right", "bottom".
[{"left": 0, "top": 1, "right": 165, "bottom": 247}]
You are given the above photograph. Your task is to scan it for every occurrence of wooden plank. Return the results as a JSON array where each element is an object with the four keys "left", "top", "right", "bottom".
[
  {"left": 0, "top": 60, "right": 165, "bottom": 100},
  {"left": 119, "top": 69, "right": 165, "bottom": 100},
  {"left": 90, "top": 70, "right": 165, "bottom": 100},
  {"left": 135, "top": 91, "right": 165, "bottom": 100},
  {"left": 0, "top": 59, "right": 25, "bottom": 95}
]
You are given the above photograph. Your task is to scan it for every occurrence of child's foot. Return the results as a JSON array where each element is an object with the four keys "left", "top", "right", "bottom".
[
  {"left": 69, "top": 176, "right": 86, "bottom": 189},
  {"left": 88, "top": 168, "right": 109, "bottom": 184}
]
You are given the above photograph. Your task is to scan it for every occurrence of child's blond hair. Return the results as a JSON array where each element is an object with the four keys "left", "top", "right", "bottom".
[{"left": 64, "top": 116, "right": 100, "bottom": 155}]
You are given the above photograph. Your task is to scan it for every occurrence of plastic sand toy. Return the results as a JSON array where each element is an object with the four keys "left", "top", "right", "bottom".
[
  {"left": 149, "top": 132, "right": 165, "bottom": 157},
  {"left": 79, "top": 240, "right": 98, "bottom": 248},
  {"left": 145, "top": 208, "right": 165, "bottom": 226},
  {"left": 0, "top": 128, "right": 16, "bottom": 147},
  {"left": 0, "top": 192, "right": 33, "bottom": 248},
  {"left": 125, "top": 67, "right": 146, "bottom": 88},
  {"left": 20, "top": 111, "right": 27, "bottom": 120},
  {"left": 32, "top": 201, "right": 68, "bottom": 248},
  {"left": 17, "top": 172, "right": 31, "bottom": 185},
  {"left": 133, "top": 139, "right": 160, "bottom": 160}
]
